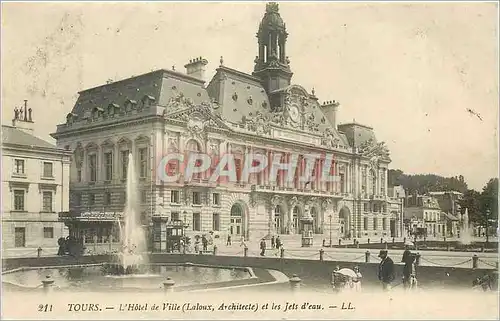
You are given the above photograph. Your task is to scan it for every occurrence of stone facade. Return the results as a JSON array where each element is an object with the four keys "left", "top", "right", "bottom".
[
  {"left": 52, "top": 2, "right": 403, "bottom": 252},
  {"left": 2, "top": 102, "right": 71, "bottom": 255}
]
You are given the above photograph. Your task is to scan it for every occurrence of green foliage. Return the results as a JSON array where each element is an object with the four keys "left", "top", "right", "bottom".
[{"left": 388, "top": 170, "right": 468, "bottom": 194}]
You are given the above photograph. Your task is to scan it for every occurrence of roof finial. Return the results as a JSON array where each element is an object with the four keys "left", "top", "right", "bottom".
[
  {"left": 220, "top": 56, "right": 224, "bottom": 66},
  {"left": 172, "top": 65, "right": 175, "bottom": 71},
  {"left": 312, "top": 87, "right": 316, "bottom": 96}
]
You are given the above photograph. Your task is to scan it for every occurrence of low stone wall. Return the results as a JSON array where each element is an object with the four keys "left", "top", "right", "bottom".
[{"left": 4, "top": 253, "right": 496, "bottom": 291}]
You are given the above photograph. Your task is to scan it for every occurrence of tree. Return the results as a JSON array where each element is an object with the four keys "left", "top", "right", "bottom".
[
  {"left": 480, "top": 178, "right": 498, "bottom": 224},
  {"left": 388, "top": 169, "right": 468, "bottom": 194},
  {"left": 458, "top": 189, "right": 482, "bottom": 225}
]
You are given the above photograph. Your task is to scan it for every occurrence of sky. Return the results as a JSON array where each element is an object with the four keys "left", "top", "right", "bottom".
[{"left": 1, "top": 2, "right": 498, "bottom": 191}]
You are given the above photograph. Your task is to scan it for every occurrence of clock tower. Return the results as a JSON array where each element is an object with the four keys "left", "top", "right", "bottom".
[{"left": 253, "top": 2, "right": 293, "bottom": 97}]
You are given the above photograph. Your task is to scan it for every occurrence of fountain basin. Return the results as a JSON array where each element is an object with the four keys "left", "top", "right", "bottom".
[{"left": 2, "top": 263, "right": 253, "bottom": 291}]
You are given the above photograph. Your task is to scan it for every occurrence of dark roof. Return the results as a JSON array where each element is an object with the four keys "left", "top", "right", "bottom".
[
  {"left": 337, "top": 122, "right": 377, "bottom": 148},
  {"left": 2, "top": 125, "right": 57, "bottom": 149},
  {"left": 70, "top": 69, "right": 208, "bottom": 119}
]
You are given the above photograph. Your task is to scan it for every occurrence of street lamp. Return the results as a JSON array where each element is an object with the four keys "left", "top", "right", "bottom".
[
  {"left": 485, "top": 209, "right": 490, "bottom": 244},
  {"left": 328, "top": 214, "right": 332, "bottom": 247}
]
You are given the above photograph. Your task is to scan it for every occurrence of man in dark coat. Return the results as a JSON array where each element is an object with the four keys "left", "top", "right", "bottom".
[
  {"left": 259, "top": 239, "right": 266, "bottom": 256},
  {"left": 378, "top": 249, "right": 395, "bottom": 291},
  {"left": 401, "top": 244, "right": 416, "bottom": 289}
]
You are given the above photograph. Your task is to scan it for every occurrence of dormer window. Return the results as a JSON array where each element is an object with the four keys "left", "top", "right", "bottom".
[
  {"left": 141, "top": 95, "right": 156, "bottom": 108},
  {"left": 92, "top": 107, "right": 103, "bottom": 120},
  {"left": 124, "top": 99, "right": 137, "bottom": 112},
  {"left": 66, "top": 113, "right": 77, "bottom": 124}
]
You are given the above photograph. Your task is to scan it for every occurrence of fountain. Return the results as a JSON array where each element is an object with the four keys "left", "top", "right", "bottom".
[
  {"left": 109, "top": 152, "right": 148, "bottom": 274},
  {"left": 459, "top": 208, "right": 473, "bottom": 246}
]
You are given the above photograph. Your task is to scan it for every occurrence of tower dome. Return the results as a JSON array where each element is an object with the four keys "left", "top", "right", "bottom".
[{"left": 259, "top": 2, "right": 285, "bottom": 31}]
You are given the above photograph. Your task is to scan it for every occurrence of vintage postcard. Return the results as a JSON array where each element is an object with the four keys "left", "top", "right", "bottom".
[{"left": 1, "top": 1, "right": 498, "bottom": 320}]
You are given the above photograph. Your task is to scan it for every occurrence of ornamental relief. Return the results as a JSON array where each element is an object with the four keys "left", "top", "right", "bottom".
[{"left": 241, "top": 111, "right": 272, "bottom": 136}]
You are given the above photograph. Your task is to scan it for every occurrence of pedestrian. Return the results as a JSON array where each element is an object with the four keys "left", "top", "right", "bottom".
[
  {"left": 260, "top": 239, "right": 266, "bottom": 256},
  {"left": 378, "top": 249, "right": 395, "bottom": 291},
  {"left": 331, "top": 265, "right": 341, "bottom": 293},
  {"left": 227, "top": 234, "right": 232, "bottom": 246},
  {"left": 353, "top": 266, "right": 363, "bottom": 292},
  {"left": 401, "top": 243, "right": 417, "bottom": 290},
  {"left": 271, "top": 235, "right": 275, "bottom": 249},
  {"left": 275, "top": 236, "right": 282, "bottom": 250},
  {"left": 194, "top": 241, "right": 200, "bottom": 254},
  {"left": 202, "top": 235, "right": 208, "bottom": 252}
]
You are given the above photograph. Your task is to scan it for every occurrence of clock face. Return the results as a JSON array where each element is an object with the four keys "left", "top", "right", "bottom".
[{"left": 289, "top": 105, "right": 300, "bottom": 122}]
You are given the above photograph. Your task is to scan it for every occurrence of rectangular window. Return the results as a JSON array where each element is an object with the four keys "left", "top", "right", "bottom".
[
  {"left": 121, "top": 150, "right": 129, "bottom": 180},
  {"left": 43, "top": 227, "right": 54, "bottom": 238},
  {"left": 171, "top": 212, "right": 180, "bottom": 222},
  {"left": 192, "top": 192, "right": 201, "bottom": 205},
  {"left": 382, "top": 218, "right": 387, "bottom": 230},
  {"left": 235, "top": 158, "right": 242, "bottom": 183},
  {"left": 43, "top": 162, "right": 53, "bottom": 178},
  {"left": 104, "top": 152, "right": 113, "bottom": 181},
  {"left": 363, "top": 203, "right": 369, "bottom": 212},
  {"left": 74, "top": 193, "right": 81, "bottom": 206},
  {"left": 192, "top": 213, "right": 201, "bottom": 231},
  {"left": 14, "top": 159, "right": 25, "bottom": 175},
  {"left": 88, "top": 193, "right": 95, "bottom": 206},
  {"left": 339, "top": 173, "right": 345, "bottom": 193},
  {"left": 14, "top": 190, "right": 25, "bottom": 211},
  {"left": 212, "top": 213, "right": 220, "bottom": 231},
  {"left": 363, "top": 217, "right": 368, "bottom": 230},
  {"left": 171, "top": 190, "right": 180, "bottom": 204},
  {"left": 14, "top": 227, "right": 26, "bottom": 247},
  {"left": 141, "top": 190, "right": 147, "bottom": 204},
  {"left": 88, "top": 154, "right": 97, "bottom": 182},
  {"left": 120, "top": 192, "right": 126, "bottom": 204},
  {"left": 104, "top": 192, "right": 111, "bottom": 205},
  {"left": 42, "top": 191, "right": 53, "bottom": 212},
  {"left": 212, "top": 193, "right": 220, "bottom": 206},
  {"left": 139, "top": 147, "right": 148, "bottom": 178},
  {"left": 373, "top": 218, "right": 378, "bottom": 230}
]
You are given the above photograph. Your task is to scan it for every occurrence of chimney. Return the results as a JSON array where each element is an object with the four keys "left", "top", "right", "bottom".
[
  {"left": 12, "top": 100, "right": 35, "bottom": 134},
  {"left": 321, "top": 100, "right": 340, "bottom": 126},
  {"left": 184, "top": 57, "right": 208, "bottom": 81}
]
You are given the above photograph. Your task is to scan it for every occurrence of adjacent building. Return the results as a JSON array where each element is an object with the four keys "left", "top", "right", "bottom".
[
  {"left": 1, "top": 101, "right": 71, "bottom": 255},
  {"left": 52, "top": 2, "right": 403, "bottom": 253}
]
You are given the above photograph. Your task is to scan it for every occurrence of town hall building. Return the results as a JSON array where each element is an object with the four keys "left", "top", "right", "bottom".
[{"left": 52, "top": 2, "right": 403, "bottom": 252}]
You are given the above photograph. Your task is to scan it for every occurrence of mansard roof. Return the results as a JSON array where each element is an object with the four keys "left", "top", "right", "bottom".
[{"left": 70, "top": 69, "right": 210, "bottom": 119}]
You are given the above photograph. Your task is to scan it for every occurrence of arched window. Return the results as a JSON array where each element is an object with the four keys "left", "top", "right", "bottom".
[{"left": 231, "top": 204, "right": 242, "bottom": 217}]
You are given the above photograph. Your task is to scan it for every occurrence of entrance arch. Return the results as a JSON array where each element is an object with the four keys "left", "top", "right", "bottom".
[
  {"left": 339, "top": 206, "right": 351, "bottom": 239},
  {"left": 230, "top": 204, "right": 245, "bottom": 238}
]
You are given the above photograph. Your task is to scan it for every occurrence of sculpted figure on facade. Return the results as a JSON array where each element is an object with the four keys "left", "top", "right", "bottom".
[
  {"left": 321, "top": 198, "right": 332, "bottom": 211},
  {"left": 321, "top": 128, "right": 340, "bottom": 148},
  {"left": 271, "top": 194, "right": 282, "bottom": 207},
  {"left": 166, "top": 92, "right": 194, "bottom": 112},
  {"left": 288, "top": 196, "right": 299, "bottom": 208}
]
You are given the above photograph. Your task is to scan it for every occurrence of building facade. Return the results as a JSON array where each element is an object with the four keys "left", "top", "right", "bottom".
[
  {"left": 2, "top": 102, "right": 71, "bottom": 255},
  {"left": 52, "top": 2, "right": 403, "bottom": 252},
  {"left": 403, "top": 194, "right": 455, "bottom": 237}
]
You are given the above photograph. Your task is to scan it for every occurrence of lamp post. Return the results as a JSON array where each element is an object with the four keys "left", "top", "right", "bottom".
[
  {"left": 328, "top": 214, "right": 332, "bottom": 246},
  {"left": 485, "top": 209, "right": 490, "bottom": 245}
]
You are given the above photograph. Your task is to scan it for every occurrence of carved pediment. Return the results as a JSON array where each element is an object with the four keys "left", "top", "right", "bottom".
[
  {"left": 166, "top": 104, "right": 230, "bottom": 132},
  {"left": 358, "top": 139, "right": 391, "bottom": 164},
  {"left": 166, "top": 92, "right": 194, "bottom": 112},
  {"left": 321, "top": 127, "right": 341, "bottom": 148}
]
